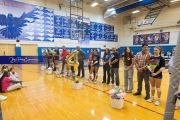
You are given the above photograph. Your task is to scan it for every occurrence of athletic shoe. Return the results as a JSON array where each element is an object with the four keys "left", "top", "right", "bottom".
[
  {"left": 155, "top": 99, "right": 160, "bottom": 106},
  {"left": 86, "top": 79, "right": 90, "bottom": 83},
  {"left": 94, "top": 80, "right": 97, "bottom": 84},
  {"left": 147, "top": 97, "right": 154, "bottom": 102}
]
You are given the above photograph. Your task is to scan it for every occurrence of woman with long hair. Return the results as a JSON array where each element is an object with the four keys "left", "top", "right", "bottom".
[
  {"left": 87, "top": 49, "right": 100, "bottom": 84},
  {"left": 88, "top": 49, "right": 95, "bottom": 80},
  {"left": 123, "top": 47, "right": 134, "bottom": 93},
  {"left": 147, "top": 46, "right": 165, "bottom": 106},
  {"left": 102, "top": 48, "right": 111, "bottom": 84}
]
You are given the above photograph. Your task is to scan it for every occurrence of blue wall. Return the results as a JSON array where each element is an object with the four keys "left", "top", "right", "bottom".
[
  {"left": 118, "top": 45, "right": 176, "bottom": 56},
  {"left": 16, "top": 47, "right": 101, "bottom": 62}
]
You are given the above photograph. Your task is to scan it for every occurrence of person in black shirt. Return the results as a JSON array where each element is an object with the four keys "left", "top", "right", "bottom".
[
  {"left": 123, "top": 47, "right": 134, "bottom": 93},
  {"left": 87, "top": 49, "right": 100, "bottom": 84},
  {"left": 109, "top": 46, "right": 120, "bottom": 87},
  {"left": 53, "top": 46, "right": 60, "bottom": 72},
  {"left": 147, "top": 46, "right": 165, "bottom": 106}
]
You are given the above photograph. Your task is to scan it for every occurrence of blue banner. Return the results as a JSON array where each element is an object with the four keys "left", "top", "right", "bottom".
[
  {"left": 0, "top": 56, "right": 39, "bottom": 64},
  {"left": 0, "top": 0, "right": 54, "bottom": 42}
]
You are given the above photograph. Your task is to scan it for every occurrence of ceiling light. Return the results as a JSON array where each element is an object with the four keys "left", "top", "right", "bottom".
[
  {"left": 170, "top": 0, "right": 179, "bottom": 2},
  {"left": 91, "top": 2, "right": 98, "bottom": 7},
  {"left": 132, "top": 10, "right": 140, "bottom": 14},
  {"left": 107, "top": 8, "right": 115, "bottom": 12},
  {"left": 104, "top": 0, "right": 108, "bottom": 1},
  {"left": 139, "top": 0, "right": 143, "bottom": 1}
]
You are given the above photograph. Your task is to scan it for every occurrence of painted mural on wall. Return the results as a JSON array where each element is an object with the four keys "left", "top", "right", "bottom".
[
  {"left": 133, "top": 32, "right": 170, "bottom": 45},
  {"left": 0, "top": 0, "right": 54, "bottom": 42}
]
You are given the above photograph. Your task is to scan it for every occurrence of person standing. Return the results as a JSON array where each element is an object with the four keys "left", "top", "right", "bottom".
[
  {"left": 42, "top": 49, "right": 48, "bottom": 68},
  {"left": 102, "top": 48, "right": 111, "bottom": 84},
  {"left": 168, "top": 47, "right": 180, "bottom": 109},
  {"left": 123, "top": 47, "right": 134, "bottom": 93},
  {"left": 76, "top": 46, "right": 86, "bottom": 78},
  {"left": 88, "top": 49, "right": 95, "bottom": 80},
  {"left": 147, "top": 46, "right": 165, "bottom": 106},
  {"left": 60, "top": 46, "right": 68, "bottom": 74},
  {"left": 53, "top": 46, "right": 60, "bottom": 72},
  {"left": 87, "top": 49, "right": 100, "bottom": 83},
  {"left": 109, "top": 46, "right": 120, "bottom": 88},
  {"left": 133, "top": 43, "right": 151, "bottom": 100}
]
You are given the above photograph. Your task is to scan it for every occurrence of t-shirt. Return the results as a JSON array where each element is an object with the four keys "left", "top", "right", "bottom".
[
  {"left": 110, "top": 52, "right": 119, "bottom": 68},
  {"left": 92, "top": 55, "right": 100, "bottom": 65},
  {"left": 124, "top": 54, "right": 134, "bottom": 66},
  {"left": 103, "top": 54, "right": 111, "bottom": 63},
  {"left": 149, "top": 56, "right": 165, "bottom": 76},
  {"left": 2, "top": 76, "right": 12, "bottom": 92}
]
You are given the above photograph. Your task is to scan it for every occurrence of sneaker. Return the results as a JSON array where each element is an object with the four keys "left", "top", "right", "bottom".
[
  {"left": 155, "top": 99, "right": 160, "bottom": 106},
  {"left": 86, "top": 79, "right": 90, "bottom": 83},
  {"left": 21, "top": 84, "right": 27, "bottom": 88},
  {"left": 94, "top": 80, "right": 97, "bottom": 84},
  {"left": 114, "top": 86, "right": 119, "bottom": 88},
  {"left": 126, "top": 90, "right": 132, "bottom": 93},
  {"left": 0, "top": 95, "right": 7, "bottom": 101},
  {"left": 109, "top": 83, "right": 113, "bottom": 86},
  {"left": 144, "top": 94, "right": 150, "bottom": 100},
  {"left": 147, "top": 97, "right": 154, "bottom": 102}
]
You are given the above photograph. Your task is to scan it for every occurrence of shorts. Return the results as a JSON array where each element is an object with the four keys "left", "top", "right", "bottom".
[
  {"left": 54, "top": 56, "right": 59, "bottom": 60},
  {"left": 92, "top": 64, "right": 99, "bottom": 67},
  {"left": 149, "top": 73, "right": 162, "bottom": 79}
]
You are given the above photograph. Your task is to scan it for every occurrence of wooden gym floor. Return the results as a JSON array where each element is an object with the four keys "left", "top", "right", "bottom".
[{"left": 1, "top": 61, "right": 180, "bottom": 120}]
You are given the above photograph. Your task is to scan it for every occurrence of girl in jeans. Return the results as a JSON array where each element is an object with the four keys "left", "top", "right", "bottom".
[
  {"left": 123, "top": 47, "right": 134, "bottom": 93},
  {"left": 102, "top": 48, "right": 111, "bottom": 84}
]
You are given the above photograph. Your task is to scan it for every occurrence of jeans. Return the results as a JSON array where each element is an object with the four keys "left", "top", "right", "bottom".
[
  {"left": 103, "top": 64, "right": 110, "bottom": 83},
  {"left": 110, "top": 68, "right": 120, "bottom": 86},
  {"left": 124, "top": 66, "right": 134, "bottom": 91}
]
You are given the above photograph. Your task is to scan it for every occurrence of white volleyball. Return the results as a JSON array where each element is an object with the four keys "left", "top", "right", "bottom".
[{"left": 46, "top": 67, "right": 52, "bottom": 74}]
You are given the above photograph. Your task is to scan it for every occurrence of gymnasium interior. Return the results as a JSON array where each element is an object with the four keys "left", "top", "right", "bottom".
[{"left": 0, "top": 0, "right": 180, "bottom": 120}]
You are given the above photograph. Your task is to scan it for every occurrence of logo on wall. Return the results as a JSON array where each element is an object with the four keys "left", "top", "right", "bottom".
[{"left": 0, "top": 0, "right": 54, "bottom": 42}]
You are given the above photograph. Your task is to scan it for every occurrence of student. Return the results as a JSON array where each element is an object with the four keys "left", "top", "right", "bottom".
[
  {"left": 88, "top": 49, "right": 95, "bottom": 80},
  {"left": 123, "top": 47, "right": 134, "bottom": 93},
  {"left": 65, "top": 50, "right": 71, "bottom": 78},
  {"left": 53, "top": 46, "right": 60, "bottom": 72},
  {"left": 147, "top": 46, "right": 165, "bottom": 106},
  {"left": 0, "top": 71, "right": 22, "bottom": 92},
  {"left": 47, "top": 47, "right": 54, "bottom": 69},
  {"left": 87, "top": 49, "right": 100, "bottom": 84},
  {"left": 102, "top": 48, "right": 111, "bottom": 84}
]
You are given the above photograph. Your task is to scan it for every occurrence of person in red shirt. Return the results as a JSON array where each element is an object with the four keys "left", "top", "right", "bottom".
[
  {"left": 60, "top": 46, "right": 68, "bottom": 74},
  {"left": 0, "top": 71, "right": 22, "bottom": 92}
]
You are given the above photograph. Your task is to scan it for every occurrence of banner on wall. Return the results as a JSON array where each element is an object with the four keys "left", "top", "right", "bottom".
[
  {"left": 133, "top": 32, "right": 170, "bottom": 45},
  {"left": 0, "top": 0, "right": 54, "bottom": 42}
]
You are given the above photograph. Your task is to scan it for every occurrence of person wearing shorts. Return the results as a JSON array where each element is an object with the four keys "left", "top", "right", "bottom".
[
  {"left": 147, "top": 46, "right": 165, "bottom": 106},
  {"left": 87, "top": 49, "right": 100, "bottom": 84}
]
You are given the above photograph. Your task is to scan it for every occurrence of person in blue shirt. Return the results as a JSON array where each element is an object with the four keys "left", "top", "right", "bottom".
[{"left": 102, "top": 48, "right": 111, "bottom": 84}]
